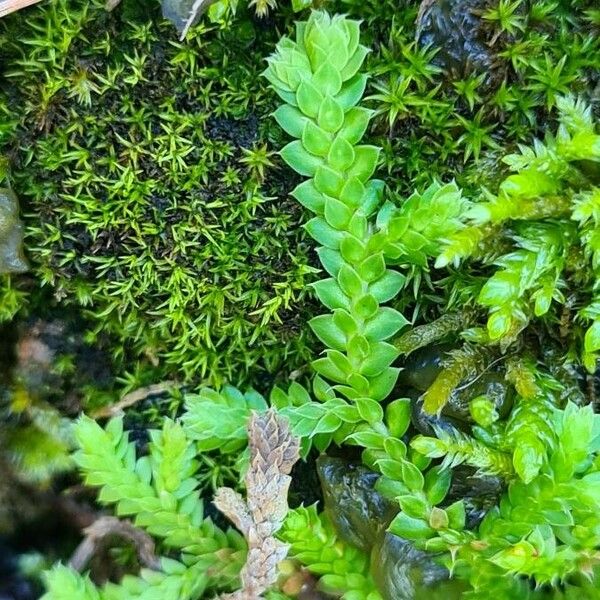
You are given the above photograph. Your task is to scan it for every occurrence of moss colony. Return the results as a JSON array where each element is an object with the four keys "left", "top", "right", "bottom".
[
  {"left": 1, "top": 1, "right": 600, "bottom": 600},
  {"left": 1, "top": 0, "right": 598, "bottom": 390},
  {"left": 0, "top": 0, "right": 317, "bottom": 387}
]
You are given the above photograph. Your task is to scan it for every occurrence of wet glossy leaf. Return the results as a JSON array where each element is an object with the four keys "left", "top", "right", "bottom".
[
  {"left": 309, "top": 315, "right": 346, "bottom": 351},
  {"left": 302, "top": 120, "right": 332, "bottom": 157},
  {"left": 314, "top": 164, "right": 345, "bottom": 196},
  {"left": 355, "top": 397, "right": 384, "bottom": 424},
  {"left": 296, "top": 80, "right": 323, "bottom": 118},
  {"left": 386, "top": 399, "right": 411, "bottom": 438},
  {"left": 363, "top": 308, "right": 409, "bottom": 341},
  {"left": 347, "top": 145, "right": 380, "bottom": 182},
  {"left": 389, "top": 512, "right": 433, "bottom": 540},
  {"left": 291, "top": 180, "right": 326, "bottom": 214},
  {"left": 312, "top": 278, "right": 350, "bottom": 310},
  {"left": 424, "top": 466, "right": 451, "bottom": 505},
  {"left": 273, "top": 104, "right": 309, "bottom": 138},
  {"left": 324, "top": 197, "right": 353, "bottom": 229},
  {"left": 337, "top": 74, "right": 368, "bottom": 110},
  {"left": 317, "top": 95, "right": 345, "bottom": 132}
]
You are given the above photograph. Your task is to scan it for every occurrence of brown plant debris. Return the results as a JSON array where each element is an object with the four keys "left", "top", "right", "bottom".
[
  {"left": 69, "top": 516, "right": 161, "bottom": 573},
  {"left": 214, "top": 410, "right": 300, "bottom": 600},
  {"left": 0, "top": 0, "right": 43, "bottom": 17},
  {"left": 91, "top": 381, "right": 177, "bottom": 419}
]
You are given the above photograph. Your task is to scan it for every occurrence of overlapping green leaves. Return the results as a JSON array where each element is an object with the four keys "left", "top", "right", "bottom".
[
  {"left": 432, "top": 97, "right": 600, "bottom": 368},
  {"left": 377, "top": 181, "right": 471, "bottom": 268},
  {"left": 279, "top": 505, "right": 382, "bottom": 600},
  {"left": 265, "top": 10, "right": 408, "bottom": 408},
  {"left": 41, "top": 415, "right": 247, "bottom": 600},
  {"left": 182, "top": 386, "right": 267, "bottom": 453}
]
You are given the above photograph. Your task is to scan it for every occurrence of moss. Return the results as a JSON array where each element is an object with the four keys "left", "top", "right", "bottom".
[
  {"left": 1, "top": 0, "right": 598, "bottom": 390},
  {"left": 346, "top": 0, "right": 600, "bottom": 195},
  {"left": 0, "top": 0, "right": 316, "bottom": 386}
]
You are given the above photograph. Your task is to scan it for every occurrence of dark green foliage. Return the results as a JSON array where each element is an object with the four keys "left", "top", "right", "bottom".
[
  {"left": 1, "top": 399, "right": 75, "bottom": 484},
  {"left": 2, "top": 0, "right": 598, "bottom": 388},
  {"left": 0, "top": 0, "right": 315, "bottom": 386},
  {"left": 354, "top": 0, "right": 600, "bottom": 195},
  {"left": 434, "top": 97, "right": 600, "bottom": 369}
]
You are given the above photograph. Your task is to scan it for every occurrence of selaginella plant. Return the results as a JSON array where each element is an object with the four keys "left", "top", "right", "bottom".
[
  {"left": 435, "top": 96, "right": 600, "bottom": 369},
  {"left": 166, "top": 9, "right": 498, "bottom": 597},
  {"left": 239, "top": 12, "right": 600, "bottom": 597},
  {"left": 42, "top": 413, "right": 247, "bottom": 599},
  {"left": 260, "top": 6, "right": 477, "bottom": 539},
  {"left": 264, "top": 10, "right": 408, "bottom": 408}
]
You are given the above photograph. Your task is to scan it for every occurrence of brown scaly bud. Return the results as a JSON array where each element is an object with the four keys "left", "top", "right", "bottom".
[{"left": 215, "top": 410, "right": 300, "bottom": 600}]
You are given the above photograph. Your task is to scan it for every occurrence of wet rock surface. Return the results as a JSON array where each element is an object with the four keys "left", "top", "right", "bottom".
[
  {"left": 317, "top": 456, "right": 396, "bottom": 552},
  {"left": 399, "top": 345, "right": 513, "bottom": 434},
  {"left": 410, "top": 396, "right": 462, "bottom": 437},
  {"left": 445, "top": 466, "right": 503, "bottom": 529},
  {"left": 399, "top": 345, "right": 450, "bottom": 393},
  {"left": 0, "top": 189, "right": 27, "bottom": 274},
  {"left": 318, "top": 456, "right": 465, "bottom": 599},
  {"left": 10, "top": 317, "right": 113, "bottom": 411},
  {"left": 416, "top": 0, "right": 494, "bottom": 79},
  {"left": 371, "top": 532, "right": 466, "bottom": 600},
  {"left": 442, "top": 371, "right": 513, "bottom": 423}
]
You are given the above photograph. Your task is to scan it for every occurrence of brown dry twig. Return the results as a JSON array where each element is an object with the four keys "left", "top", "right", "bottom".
[
  {"left": 91, "top": 381, "right": 176, "bottom": 419},
  {"left": 69, "top": 516, "right": 161, "bottom": 573},
  {"left": 0, "top": 0, "right": 43, "bottom": 17},
  {"left": 214, "top": 410, "right": 300, "bottom": 600}
]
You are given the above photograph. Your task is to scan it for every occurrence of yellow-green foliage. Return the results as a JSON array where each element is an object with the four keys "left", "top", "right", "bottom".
[
  {"left": 0, "top": 0, "right": 315, "bottom": 385},
  {"left": 435, "top": 97, "right": 600, "bottom": 369}
]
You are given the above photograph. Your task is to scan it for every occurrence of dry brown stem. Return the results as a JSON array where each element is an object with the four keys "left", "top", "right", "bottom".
[
  {"left": 69, "top": 516, "right": 161, "bottom": 573},
  {"left": 214, "top": 410, "right": 300, "bottom": 600},
  {"left": 0, "top": 0, "right": 43, "bottom": 16},
  {"left": 91, "top": 381, "right": 176, "bottom": 419}
]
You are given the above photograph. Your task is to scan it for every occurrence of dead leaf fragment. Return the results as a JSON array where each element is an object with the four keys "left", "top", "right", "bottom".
[
  {"left": 0, "top": 0, "right": 43, "bottom": 17},
  {"left": 160, "top": 0, "right": 218, "bottom": 40}
]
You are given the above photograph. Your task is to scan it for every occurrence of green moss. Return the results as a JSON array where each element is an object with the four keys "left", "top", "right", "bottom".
[
  {"left": 346, "top": 0, "right": 600, "bottom": 195},
  {"left": 1, "top": 0, "right": 598, "bottom": 390},
  {"left": 0, "top": 0, "right": 316, "bottom": 385}
]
